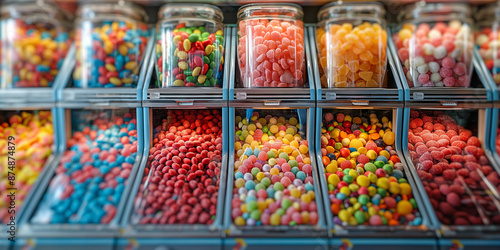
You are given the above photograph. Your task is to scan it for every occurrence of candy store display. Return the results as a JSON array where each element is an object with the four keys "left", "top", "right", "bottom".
[
  {"left": 407, "top": 110, "right": 500, "bottom": 225},
  {"left": 30, "top": 109, "right": 138, "bottom": 224},
  {"left": 0, "top": 1, "right": 71, "bottom": 88},
  {"left": 475, "top": 2, "right": 500, "bottom": 86},
  {"left": 155, "top": 4, "right": 225, "bottom": 87},
  {"left": 319, "top": 110, "right": 422, "bottom": 227},
  {"left": 393, "top": 3, "right": 473, "bottom": 88},
  {"left": 130, "top": 109, "right": 223, "bottom": 225},
  {"left": 316, "top": 2, "right": 388, "bottom": 88},
  {"left": 72, "top": 3, "right": 150, "bottom": 88},
  {"left": 0, "top": 110, "right": 54, "bottom": 223},
  {"left": 231, "top": 109, "right": 319, "bottom": 227},
  {"left": 496, "top": 117, "right": 500, "bottom": 156},
  {"left": 237, "top": 4, "right": 306, "bottom": 88}
]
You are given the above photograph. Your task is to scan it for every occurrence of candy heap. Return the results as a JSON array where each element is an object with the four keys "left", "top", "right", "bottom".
[
  {"left": 73, "top": 21, "right": 150, "bottom": 88},
  {"left": 33, "top": 112, "right": 138, "bottom": 224},
  {"left": 238, "top": 19, "right": 305, "bottom": 87},
  {"left": 321, "top": 112, "right": 422, "bottom": 226},
  {"left": 475, "top": 27, "right": 500, "bottom": 85},
  {"left": 133, "top": 110, "right": 222, "bottom": 224},
  {"left": 0, "top": 111, "right": 53, "bottom": 223},
  {"left": 232, "top": 111, "right": 318, "bottom": 226},
  {"left": 316, "top": 22, "right": 387, "bottom": 88},
  {"left": 408, "top": 110, "right": 500, "bottom": 225},
  {"left": 1, "top": 20, "right": 70, "bottom": 88},
  {"left": 496, "top": 126, "right": 500, "bottom": 156},
  {"left": 156, "top": 23, "right": 224, "bottom": 87},
  {"left": 393, "top": 21, "right": 473, "bottom": 87}
]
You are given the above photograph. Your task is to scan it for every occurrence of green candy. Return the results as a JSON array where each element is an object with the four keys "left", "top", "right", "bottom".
[
  {"left": 266, "top": 151, "right": 275, "bottom": 159},
  {"left": 247, "top": 201, "right": 258, "bottom": 211},
  {"left": 377, "top": 187, "right": 386, "bottom": 196},
  {"left": 382, "top": 164, "right": 393, "bottom": 174},
  {"left": 183, "top": 69, "right": 192, "bottom": 76},
  {"left": 358, "top": 194, "right": 370, "bottom": 205},
  {"left": 381, "top": 216, "right": 388, "bottom": 225},
  {"left": 188, "top": 33, "right": 200, "bottom": 42},
  {"left": 374, "top": 161, "right": 385, "bottom": 168},
  {"left": 276, "top": 208, "right": 285, "bottom": 216},
  {"left": 281, "top": 198, "right": 292, "bottom": 209},
  {"left": 273, "top": 182, "right": 284, "bottom": 191},
  {"left": 255, "top": 183, "right": 265, "bottom": 191},
  {"left": 206, "top": 69, "right": 213, "bottom": 78},
  {"left": 354, "top": 210, "right": 365, "bottom": 224},
  {"left": 327, "top": 126, "right": 334, "bottom": 131},
  {"left": 279, "top": 152, "right": 289, "bottom": 161},
  {"left": 208, "top": 52, "right": 215, "bottom": 62},
  {"left": 251, "top": 167, "right": 260, "bottom": 176},
  {"left": 289, "top": 221, "right": 297, "bottom": 226},
  {"left": 288, "top": 160, "right": 298, "bottom": 168},
  {"left": 235, "top": 130, "right": 242, "bottom": 136},
  {"left": 250, "top": 210, "right": 261, "bottom": 220},
  {"left": 261, "top": 177, "right": 271, "bottom": 187},
  {"left": 238, "top": 135, "right": 245, "bottom": 141},
  {"left": 178, "top": 27, "right": 186, "bottom": 32},
  {"left": 215, "top": 34, "right": 224, "bottom": 43},
  {"left": 198, "top": 26, "right": 206, "bottom": 33},
  {"left": 364, "top": 163, "right": 376, "bottom": 173},
  {"left": 343, "top": 175, "right": 353, "bottom": 183},
  {"left": 328, "top": 184, "right": 334, "bottom": 191},
  {"left": 398, "top": 178, "right": 408, "bottom": 184},
  {"left": 186, "top": 76, "right": 195, "bottom": 83},
  {"left": 210, "top": 61, "right": 216, "bottom": 69},
  {"left": 409, "top": 198, "right": 417, "bottom": 209},
  {"left": 203, "top": 56, "right": 210, "bottom": 64},
  {"left": 262, "top": 126, "right": 268, "bottom": 133}
]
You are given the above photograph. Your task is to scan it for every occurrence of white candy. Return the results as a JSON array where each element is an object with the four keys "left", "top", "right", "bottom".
[
  {"left": 451, "top": 48, "right": 461, "bottom": 59},
  {"left": 274, "top": 190, "right": 283, "bottom": 201},
  {"left": 239, "top": 193, "right": 247, "bottom": 201},
  {"left": 431, "top": 72, "right": 442, "bottom": 83},
  {"left": 429, "top": 29, "right": 442, "bottom": 39},
  {"left": 434, "top": 81, "right": 444, "bottom": 87},
  {"left": 429, "top": 61, "right": 440, "bottom": 73},
  {"left": 475, "top": 34, "right": 489, "bottom": 46},
  {"left": 434, "top": 46, "right": 447, "bottom": 59},
  {"left": 414, "top": 56, "right": 426, "bottom": 67},
  {"left": 406, "top": 71, "right": 413, "bottom": 81},
  {"left": 417, "top": 64, "right": 429, "bottom": 74},
  {"left": 247, "top": 190, "right": 256, "bottom": 197},
  {"left": 424, "top": 43, "right": 435, "bottom": 55},
  {"left": 238, "top": 187, "right": 247, "bottom": 195},
  {"left": 449, "top": 20, "right": 462, "bottom": 30}
]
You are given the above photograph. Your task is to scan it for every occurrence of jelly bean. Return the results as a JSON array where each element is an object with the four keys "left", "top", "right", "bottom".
[
  {"left": 408, "top": 110, "right": 500, "bottom": 225},
  {"left": 73, "top": 20, "right": 150, "bottom": 88},
  {"left": 0, "top": 111, "right": 53, "bottom": 223},
  {"left": 30, "top": 111, "right": 137, "bottom": 224},
  {"left": 316, "top": 22, "right": 387, "bottom": 88}
]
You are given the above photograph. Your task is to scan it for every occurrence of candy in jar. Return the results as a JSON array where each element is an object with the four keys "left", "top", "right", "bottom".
[
  {"left": 237, "top": 4, "right": 305, "bottom": 88},
  {"left": 475, "top": 2, "right": 500, "bottom": 85}
]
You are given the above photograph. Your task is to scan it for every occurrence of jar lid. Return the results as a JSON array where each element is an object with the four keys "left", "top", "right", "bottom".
[
  {"left": 1, "top": 0, "right": 73, "bottom": 21},
  {"left": 238, "top": 3, "right": 303, "bottom": 21},
  {"left": 398, "top": 2, "right": 471, "bottom": 22},
  {"left": 158, "top": 3, "right": 223, "bottom": 22},
  {"left": 476, "top": 1, "right": 500, "bottom": 22},
  {"left": 317, "top": 1, "right": 385, "bottom": 22},
  {"left": 77, "top": 0, "right": 149, "bottom": 22}
]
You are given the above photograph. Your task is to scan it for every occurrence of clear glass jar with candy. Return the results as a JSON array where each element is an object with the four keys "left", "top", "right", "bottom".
[
  {"left": 393, "top": 3, "right": 473, "bottom": 88},
  {"left": 155, "top": 4, "right": 224, "bottom": 88},
  {"left": 316, "top": 2, "right": 388, "bottom": 88},
  {"left": 237, "top": 3, "right": 305, "bottom": 88},
  {"left": 475, "top": 2, "right": 500, "bottom": 86},
  {"left": 0, "top": 0, "right": 72, "bottom": 88},
  {"left": 73, "top": 1, "right": 150, "bottom": 88}
]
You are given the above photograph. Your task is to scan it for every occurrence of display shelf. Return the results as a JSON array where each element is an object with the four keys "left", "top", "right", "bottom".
[
  {"left": 13, "top": 238, "right": 114, "bottom": 250},
  {"left": 116, "top": 238, "right": 222, "bottom": 250},
  {"left": 438, "top": 239, "right": 500, "bottom": 250},
  {"left": 222, "top": 238, "right": 329, "bottom": 250},
  {"left": 120, "top": 105, "right": 228, "bottom": 238},
  {"left": 330, "top": 238, "right": 438, "bottom": 250}
]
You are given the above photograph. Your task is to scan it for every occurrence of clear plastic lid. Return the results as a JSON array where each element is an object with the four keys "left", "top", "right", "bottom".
[
  {"left": 1, "top": 0, "right": 72, "bottom": 23},
  {"left": 317, "top": 1, "right": 386, "bottom": 23},
  {"left": 238, "top": 3, "right": 303, "bottom": 21},
  {"left": 397, "top": 2, "right": 471, "bottom": 23},
  {"left": 77, "top": 1, "right": 148, "bottom": 22},
  {"left": 158, "top": 3, "right": 223, "bottom": 22}
]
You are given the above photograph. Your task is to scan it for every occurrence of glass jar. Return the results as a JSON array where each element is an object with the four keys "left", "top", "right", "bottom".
[
  {"left": 0, "top": 0, "right": 72, "bottom": 88},
  {"left": 237, "top": 3, "right": 305, "bottom": 88},
  {"left": 155, "top": 4, "right": 224, "bottom": 88},
  {"left": 73, "top": 2, "right": 150, "bottom": 88},
  {"left": 393, "top": 3, "right": 473, "bottom": 88},
  {"left": 316, "top": 2, "right": 387, "bottom": 88},
  {"left": 475, "top": 2, "right": 500, "bottom": 86}
]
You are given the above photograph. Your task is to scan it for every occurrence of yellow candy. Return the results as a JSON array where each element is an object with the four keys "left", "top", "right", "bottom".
[
  {"left": 397, "top": 200, "right": 413, "bottom": 215},
  {"left": 342, "top": 138, "right": 351, "bottom": 147},
  {"left": 301, "top": 194, "right": 312, "bottom": 203},
  {"left": 376, "top": 177, "right": 389, "bottom": 190},
  {"left": 389, "top": 182, "right": 400, "bottom": 194},
  {"left": 299, "top": 145, "right": 308, "bottom": 154},
  {"left": 366, "top": 150, "right": 377, "bottom": 160},
  {"left": 356, "top": 175, "right": 370, "bottom": 187},
  {"left": 399, "top": 183, "right": 412, "bottom": 195},
  {"left": 290, "top": 188, "right": 301, "bottom": 198},
  {"left": 379, "top": 150, "right": 390, "bottom": 159},
  {"left": 234, "top": 216, "right": 246, "bottom": 226},
  {"left": 328, "top": 174, "right": 340, "bottom": 186},
  {"left": 383, "top": 131, "right": 395, "bottom": 145},
  {"left": 357, "top": 147, "right": 367, "bottom": 154}
]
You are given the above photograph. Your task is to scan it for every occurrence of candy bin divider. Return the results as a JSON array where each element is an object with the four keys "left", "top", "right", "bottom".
[
  {"left": 120, "top": 102, "right": 228, "bottom": 238},
  {"left": 473, "top": 48, "right": 499, "bottom": 102},
  {"left": 13, "top": 238, "right": 115, "bottom": 250},
  {"left": 314, "top": 104, "right": 435, "bottom": 237},
  {"left": 224, "top": 105, "right": 328, "bottom": 238},
  {"left": 17, "top": 106, "right": 144, "bottom": 238},
  {"left": 401, "top": 104, "right": 500, "bottom": 238},
  {"left": 489, "top": 105, "right": 500, "bottom": 169},
  {"left": 438, "top": 238, "right": 500, "bottom": 250},
  {"left": 330, "top": 238, "right": 439, "bottom": 249}
]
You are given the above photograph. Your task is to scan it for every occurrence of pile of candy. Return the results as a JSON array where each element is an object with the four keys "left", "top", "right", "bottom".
[
  {"left": 393, "top": 21, "right": 473, "bottom": 87},
  {"left": 238, "top": 19, "right": 305, "bottom": 87},
  {"left": 73, "top": 21, "right": 150, "bottom": 88},
  {"left": 156, "top": 23, "right": 224, "bottom": 87},
  {"left": 475, "top": 27, "right": 500, "bottom": 85},
  {"left": 32, "top": 112, "right": 138, "bottom": 224},
  {"left": 320, "top": 111, "right": 422, "bottom": 226},
  {"left": 0, "top": 111, "right": 53, "bottom": 223},
  {"left": 496, "top": 125, "right": 500, "bottom": 156},
  {"left": 133, "top": 110, "right": 222, "bottom": 224},
  {"left": 231, "top": 111, "right": 319, "bottom": 226},
  {"left": 316, "top": 22, "right": 387, "bottom": 88},
  {"left": 408, "top": 110, "right": 500, "bottom": 225},
  {"left": 1, "top": 20, "right": 71, "bottom": 88}
]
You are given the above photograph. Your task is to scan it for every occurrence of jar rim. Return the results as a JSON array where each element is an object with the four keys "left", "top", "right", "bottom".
[
  {"left": 317, "top": 1, "right": 385, "bottom": 22},
  {"left": 158, "top": 3, "right": 223, "bottom": 22},
  {"left": 398, "top": 2, "right": 471, "bottom": 22},
  {"left": 1, "top": 1, "right": 73, "bottom": 21},
  {"left": 237, "top": 3, "right": 303, "bottom": 20},
  {"left": 77, "top": 1, "right": 148, "bottom": 22}
]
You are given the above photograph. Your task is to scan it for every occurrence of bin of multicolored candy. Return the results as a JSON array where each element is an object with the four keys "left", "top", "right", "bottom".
[
  {"left": 155, "top": 4, "right": 224, "bottom": 88},
  {"left": 237, "top": 4, "right": 306, "bottom": 88},
  {"left": 393, "top": 3, "right": 473, "bottom": 88},
  {"left": 316, "top": 2, "right": 388, "bottom": 88},
  {"left": 72, "top": 2, "right": 150, "bottom": 88},
  {"left": 28, "top": 108, "right": 141, "bottom": 227},
  {"left": 0, "top": 110, "right": 55, "bottom": 224},
  {"left": 0, "top": 0, "right": 71, "bottom": 88},
  {"left": 225, "top": 107, "right": 327, "bottom": 236},
  {"left": 317, "top": 108, "right": 432, "bottom": 233},
  {"left": 475, "top": 2, "right": 500, "bottom": 86}
]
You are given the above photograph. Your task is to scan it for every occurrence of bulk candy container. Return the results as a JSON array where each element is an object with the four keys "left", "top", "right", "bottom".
[
  {"left": 155, "top": 4, "right": 224, "bottom": 88},
  {"left": 316, "top": 2, "right": 387, "bottom": 88},
  {"left": 475, "top": 2, "right": 500, "bottom": 86},
  {"left": 237, "top": 3, "right": 305, "bottom": 88},
  {"left": 393, "top": 3, "right": 473, "bottom": 88},
  {"left": 73, "top": 2, "right": 150, "bottom": 88},
  {"left": 0, "top": 0, "right": 71, "bottom": 89}
]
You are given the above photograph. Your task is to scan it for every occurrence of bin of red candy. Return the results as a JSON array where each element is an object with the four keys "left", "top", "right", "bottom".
[
  {"left": 0, "top": 1, "right": 71, "bottom": 88},
  {"left": 30, "top": 109, "right": 139, "bottom": 224},
  {"left": 237, "top": 4, "right": 305, "bottom": 88},
  {"left": 475, "top": 2, "right": 500, "bottom": 86},
  {"left": 0, "top": 111, "right": 54, "bottom": 223},
  {"left": 130, "top": 109, "right": 223, "bottom": 225},
  {"left": 393, "top": 3, "right": 473, "bottom": 88},
  {"left": 407, "top": 110, "right": 500, "bottom": 226}
]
